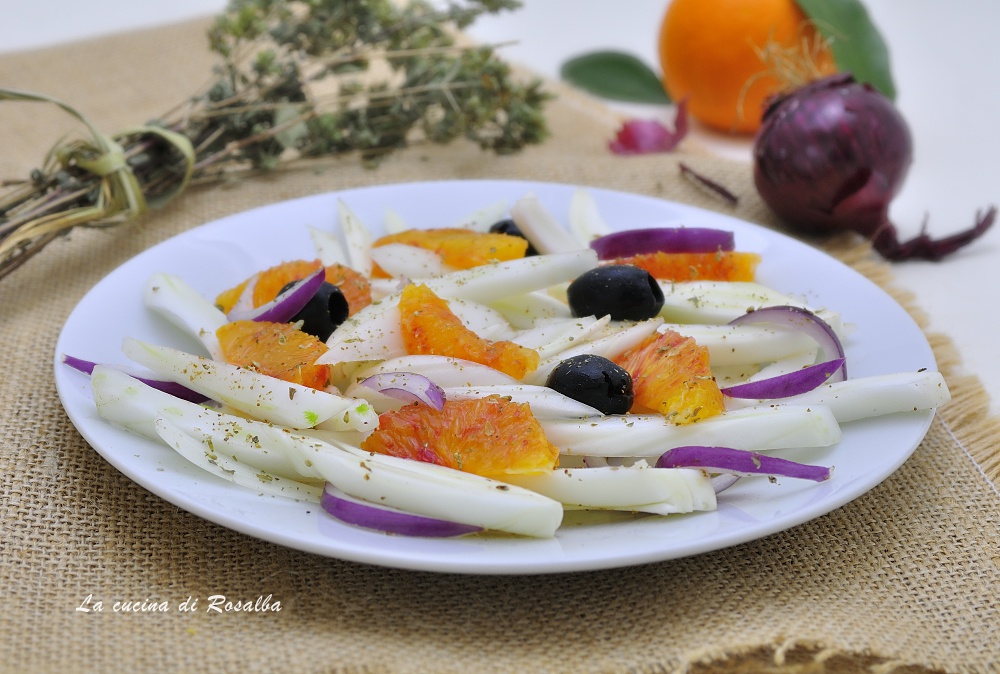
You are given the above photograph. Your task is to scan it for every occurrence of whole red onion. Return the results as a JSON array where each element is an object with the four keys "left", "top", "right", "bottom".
[{"left": 753, "top": 73, "right": 995, "bottom": 261}]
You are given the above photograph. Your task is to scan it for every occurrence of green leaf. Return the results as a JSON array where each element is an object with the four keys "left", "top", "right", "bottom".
[
  {"left": 795, "top": 0, "right": 896, "bottom": 100},
  {"left": 560, "top": 51, "right": 671, "bottom": 104}
]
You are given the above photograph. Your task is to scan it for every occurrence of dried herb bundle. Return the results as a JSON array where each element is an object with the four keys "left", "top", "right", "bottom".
[{"left": 0, "top": 0, "right": 550, "bottom": 281}]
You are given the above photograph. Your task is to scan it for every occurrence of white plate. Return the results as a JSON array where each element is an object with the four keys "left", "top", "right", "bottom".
[{"left": 54, "top": 180, "right": 937, "bottom": 574}]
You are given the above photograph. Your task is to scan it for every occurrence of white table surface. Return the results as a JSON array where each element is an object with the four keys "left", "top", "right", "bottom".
[{"left": 3, "top": 1, "right": 998, "bottom": 417}]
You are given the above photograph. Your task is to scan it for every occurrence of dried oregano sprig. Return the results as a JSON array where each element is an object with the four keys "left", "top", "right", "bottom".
[{"left": 0, "top": 0, "right": 550, "bottom": 281}]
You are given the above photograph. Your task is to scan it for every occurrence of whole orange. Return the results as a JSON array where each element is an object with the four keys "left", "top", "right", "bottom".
[{"left": 658, "top": 0, "right": 835, "bottom": 133}]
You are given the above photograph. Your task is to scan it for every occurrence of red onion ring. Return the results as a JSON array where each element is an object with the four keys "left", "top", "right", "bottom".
[
  {"left": 227, "top": 268, "right": 325, "bottom": 323},
  {"left": 711, "top": 474, "right": 741, "bottom": 494},
  {"left": 359, "top": 372, "right": 446, "bottom": 410},
  {"left": 590, "top": 227, "right": 735, "bottom": 259},
  {"left": 320, "top": 483, "right": 482, "bottom": 537},
  {"left": 62, "top": 354, "right": 208, "bottom": 404},
  {"left": 721, "top": 357, "right": 846, "bottom": 399},
  {"left": 657, "top": 445, "right": 832, "bottom": 482},
  {"left": 728, "top": 305, "right": 847, "bottom": 381},
  {"left": 227, "top": 272, "right": 259, "bottom": 317}
]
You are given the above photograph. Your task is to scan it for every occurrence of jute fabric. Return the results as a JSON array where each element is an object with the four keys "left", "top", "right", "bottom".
[{"left": 1, "top": 18, "right": 998, "bottom": 674}]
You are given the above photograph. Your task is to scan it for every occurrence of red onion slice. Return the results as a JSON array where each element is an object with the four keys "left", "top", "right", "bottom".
[
  {"left": 721, "top": 357, "right": 846, "bottom": 399},
  {"left": 657, "top": 445, "right": 832, "bottom": 482},
  {"left": 359, "top": 372, "right": 446, "bottom": 410},
  {"left": 228, "top": 272, "right": 259, "bottom": 317},
  {"left": 227, "top": 268, "right": 325, "bottom": 323},
  {"left": 711, "top": 474, "right": 741, "bottom": 494},
  {"left": 62, "top": 354, "right": 208, "bottom": 404},
  {"left": 590, "top": 227, "right": 735, "bottom": 259},
  {"left": 320, "top": 483, "right": 482, "bottom": 537},
  {"left": 728, "top": 305, "right": 847, "bottom": 381}
]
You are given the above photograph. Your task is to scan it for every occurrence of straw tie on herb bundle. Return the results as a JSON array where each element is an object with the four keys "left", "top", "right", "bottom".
[
  {"left": 0, "top": 90, "right": 196, "bottom": 278},
  {"left": 0, "top": 0, "right": 550, "bottom": 282}
]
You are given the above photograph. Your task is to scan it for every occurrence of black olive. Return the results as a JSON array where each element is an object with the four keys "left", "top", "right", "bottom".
[
  {"left": 489, "top": 218, "right": 538, "bottom": 256},
  {"left": 566, "top": 265, "right": 664, "bottom": 321},
  {"left": 545, "top": 354, "right": 633, "bottom": 415},
  {"left": 279, "top": 280, "right": 349, "bottom": 341}
]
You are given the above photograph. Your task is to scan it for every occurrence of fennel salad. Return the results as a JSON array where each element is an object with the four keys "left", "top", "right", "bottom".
[{"left": 60, "top": 188, "right": 950, "bottom": 540}]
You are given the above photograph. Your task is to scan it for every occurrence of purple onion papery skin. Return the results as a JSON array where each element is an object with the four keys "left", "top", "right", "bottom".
[
  {"left": 753, "top": 72, "right": 995, "bottom": 261},
  {"left": 871, "top": 207, "right": 997, "bottom": 261},
  {"left": 609, "top": 99, "right": 689, "bottom": 155}
]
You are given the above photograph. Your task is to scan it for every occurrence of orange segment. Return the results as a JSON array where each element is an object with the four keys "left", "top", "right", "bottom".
[
  {"left": 360, "top": 395, "right": 559, "bottom": 478},
  {"left": 372, "top": 228, "right": 528, "bottom": 275},
  {"left": 215, "top": 259, "right": 372, "bottom": 316},
  {"left": 216, "top": 320, "right": 332, "bottom": 390},
  {"left": 399, "top": 283, "right": 539, "bottom": 379},
  {"left": 616, "top": 251, "right": 761, "bottom": 282},
  {"left": 612, "top": 329, "right": 724, "bottom": 424}
]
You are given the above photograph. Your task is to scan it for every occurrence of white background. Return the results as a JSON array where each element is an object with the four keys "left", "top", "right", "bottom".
[{"left": 2, "top": 1, "right": 998, "bottom": 416}]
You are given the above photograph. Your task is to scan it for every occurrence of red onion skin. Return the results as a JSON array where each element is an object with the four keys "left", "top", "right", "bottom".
[
  {"left": 753, "top": 73, "right": 995, "bottom": 261},
  {"left": 754, "top": 74, "right": 910, "bottom": 238},
  {"left": 609, "top": 99, "right": 689, "bottom": 155}
]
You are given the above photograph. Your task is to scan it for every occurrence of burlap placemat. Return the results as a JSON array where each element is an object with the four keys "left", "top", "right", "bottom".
[{"left": 2, "top": 17, "right": 998, "bottom": 674}]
